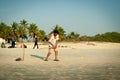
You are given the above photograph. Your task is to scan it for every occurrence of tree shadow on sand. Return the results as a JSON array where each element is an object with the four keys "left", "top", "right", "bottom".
[{"left": 31, "top": 54, "right": 45, "bottom": 61}]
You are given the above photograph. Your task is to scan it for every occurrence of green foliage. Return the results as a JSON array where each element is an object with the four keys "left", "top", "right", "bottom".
[
  {"left": 66, "top": 32, "right": 80, "bottom": 41},
  {"left": 0, "top": 22, "right": 13, "bottom": 39},
  {"left": 11, "top": 22, "right": 19, "bottom": 40},
  {"left": 20, "top": 19, "right": 28, "bottom": 28},
  {"left": 18, "top": 26, "right": 27, "bottom": 39},
  {"left": 0, "top": 20, "right": 120, "bottom": 43},
  {"left": 93, "top": 32, "right": 120, "bottom": 43},
  {"left": 80, "top": 35, "right": 91, "bottom": 41},
  {"left": 28, "top": 23, "right": 39, "bottom": 38},
  {"left": 18, "top": 20, "right": 28, "bottom": 39},
  {"left": 0, "top": 20, "right": 46, "bottom": 42},
  {"left": 37, "top": 30, "right": 46, "bottom": 41}
]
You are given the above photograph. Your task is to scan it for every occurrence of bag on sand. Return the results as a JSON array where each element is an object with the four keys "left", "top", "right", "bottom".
[{"left": 15, "top": 57, "right": 22, "bottom": 61}]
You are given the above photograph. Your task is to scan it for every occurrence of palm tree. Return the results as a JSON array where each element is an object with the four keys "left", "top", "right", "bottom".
[
  {"left": 19, "top": 19, "right": 28, "bottom": 40},
  {"left": 17, "top": 26, "right": 27, "bottom": 40},
  {"left": 20, "top": 19, "right": 28, "bottom": 28},
  {"left": 37, "top": 30, "right": 46, "bottom": 41},
  {"left": 28, "top": 23, "right": 39, "bottom": 38},
  {"left": 11, "top": 22, "right": 19, "bottom": 40},
  {"left": 0, "top": 22, "right": 5, "bottom": 38},
  {"left": 0, "top": 22, "right": 13, "bottom": 40}
]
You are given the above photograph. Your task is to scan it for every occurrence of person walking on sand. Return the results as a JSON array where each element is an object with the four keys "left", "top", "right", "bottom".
[
  {"left": 44, "top": 30, "right": 59, "bottom": 61},
  {"left": 33, "top": 37, "right": 39, "bottom": 49}
]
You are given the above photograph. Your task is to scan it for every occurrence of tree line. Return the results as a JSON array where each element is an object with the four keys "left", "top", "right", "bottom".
[{"left": 0, "top": 19, "right": 120, "bottom": 43}]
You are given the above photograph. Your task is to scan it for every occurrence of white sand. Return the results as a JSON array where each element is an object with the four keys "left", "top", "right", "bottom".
[{"left": 0, "top": 42, "right": 120, "bottom": 80}]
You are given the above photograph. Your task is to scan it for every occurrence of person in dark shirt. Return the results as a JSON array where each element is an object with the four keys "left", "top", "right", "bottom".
[
  {"left": 33, "top": 37, "right": 39, "bottom": 49},
  {"left": 12, "top": 37, "right": 15, "bottom": 48}
]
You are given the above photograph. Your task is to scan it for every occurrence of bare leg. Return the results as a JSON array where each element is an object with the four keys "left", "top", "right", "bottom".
[
  {"left": 45, "top": 49, "right": 52, "bottom": 61},
  {"left": 37, "top": 44, "right": 39, "bottom": 49},
  {"left": 54, "top": 49, "right": 59, "bottom": 61}
]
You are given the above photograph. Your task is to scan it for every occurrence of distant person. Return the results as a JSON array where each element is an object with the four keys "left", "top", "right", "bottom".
[
  {"left": 44, "top": 30, "right": 59, "bottom": 61},
  {"left": 33, "top": 37, "right": 39, "bottom": 49},
  {"left": 11, "top": 37, "right": 15, "bottom": 48},
  {"left": 1, "top": 42, "right": 6, "bottom": 48}
]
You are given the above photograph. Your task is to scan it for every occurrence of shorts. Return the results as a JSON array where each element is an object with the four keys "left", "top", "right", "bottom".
[{"left": 48, "top": 43, "right": 58, "bottom": 51}]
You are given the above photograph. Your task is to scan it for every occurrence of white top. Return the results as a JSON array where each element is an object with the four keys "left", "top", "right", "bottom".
[{"left": 48, "top": 34, "right": 59, "bottom": 47}]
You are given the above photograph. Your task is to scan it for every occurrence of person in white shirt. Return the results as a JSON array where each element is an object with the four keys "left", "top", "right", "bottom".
[{"left": 45, "top": 30, "right": 59, "bottom": 61}]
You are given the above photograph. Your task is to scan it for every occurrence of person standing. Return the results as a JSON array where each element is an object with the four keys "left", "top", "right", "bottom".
[
  {"left": 1, "top": 42, "right": 6, "bottom": 48},
  {"left": 44, "top": 30, "right": 59, "bottom": 61},
  {"left": 33, "top": 37, "right": 39, "bottom": 49},
  {"left": 11, "top": 37, "right": 15, "bottom": 48}
]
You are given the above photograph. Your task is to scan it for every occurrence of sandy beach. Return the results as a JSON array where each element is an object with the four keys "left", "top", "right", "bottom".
[{"left": 0, "top": 42, "right": 120, "bottom": 80}]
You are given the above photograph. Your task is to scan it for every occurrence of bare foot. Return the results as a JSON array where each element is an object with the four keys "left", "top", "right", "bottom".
[
  {"left": 54, "top": 59, "right": 59, "bottom": 61},
  {"left": 44, "top": 59, "right": 48, "bottom": 61}
]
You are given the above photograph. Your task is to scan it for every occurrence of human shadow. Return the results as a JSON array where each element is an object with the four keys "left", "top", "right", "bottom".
[{"left": 31, "top": 54, "right": 45, "bottom": 61}]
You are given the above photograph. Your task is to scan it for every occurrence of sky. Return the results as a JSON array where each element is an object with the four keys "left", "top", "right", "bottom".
[{"left": 0, "top": 0, "right": 120, "bottom": 36}]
